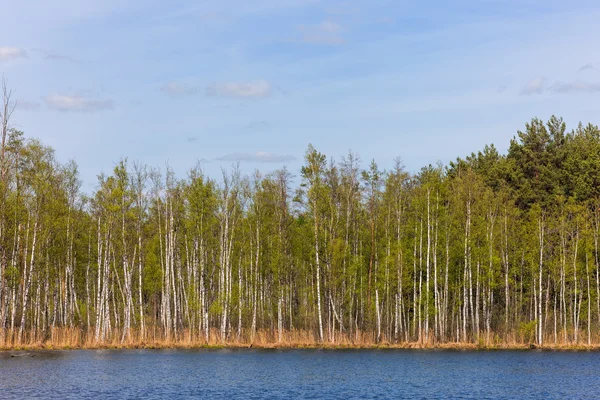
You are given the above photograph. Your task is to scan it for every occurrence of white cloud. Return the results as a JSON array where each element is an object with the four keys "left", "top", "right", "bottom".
[
  {"left": 520, "top": 76, "right": 546, "bottom": 95},
  {"left": 160, "top": 82, "right": 200, "bottom": 97},
  {"left": 206, "top": 80, "right": 272, "bottom": 98},
  {"left": 17, "top": 100, "right": 42, "bottom": 111},
  {"left": 0, "top": 47, "right": 27, "bottom": 61},
  {"left": 299, "top": 20, "right": 344, "bottom": 45},
  {"left": 45, "top": 94, "right": 114, "bottom": 112},
  {"left": 216, "top": 151, "right": 295, "bottom": 163},
  {"left": 551, "top": 80, "right": 600, "bottom": 94}
]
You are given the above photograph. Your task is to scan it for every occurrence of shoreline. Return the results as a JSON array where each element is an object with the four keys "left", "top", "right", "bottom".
[{"left": 3, "top": 342, "right": 600, "bottom": 351}]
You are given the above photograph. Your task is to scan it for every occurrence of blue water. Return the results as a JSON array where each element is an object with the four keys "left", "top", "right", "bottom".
[{"left": 0, "top": 349, "right": 598, "bottom": 399}]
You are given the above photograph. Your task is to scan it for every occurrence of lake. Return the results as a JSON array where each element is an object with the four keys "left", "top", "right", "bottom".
[{"left": 0, "top": 349, "right": 598, "bottom": 399}]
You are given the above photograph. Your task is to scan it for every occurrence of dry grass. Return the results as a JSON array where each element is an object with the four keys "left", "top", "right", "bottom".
[{"left": 2, "top": 328, "right": 600, "bottom": 351}]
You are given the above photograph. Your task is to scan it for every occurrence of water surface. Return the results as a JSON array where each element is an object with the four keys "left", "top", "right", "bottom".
[{"left": 0, "top": 349, "right": 598, "bottom": 399}]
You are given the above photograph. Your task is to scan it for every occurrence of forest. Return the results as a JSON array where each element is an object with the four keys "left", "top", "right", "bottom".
[{"left": 1, "top": 84, "right": 600, "bottom": 348}]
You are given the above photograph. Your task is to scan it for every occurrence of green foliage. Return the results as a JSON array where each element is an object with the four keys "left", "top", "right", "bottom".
[
  {"left": 519, "top": 320, "right": 537, "bottom": 343},
  {"left": 2, "top": 116, "right": 600, "bottom": 346}
]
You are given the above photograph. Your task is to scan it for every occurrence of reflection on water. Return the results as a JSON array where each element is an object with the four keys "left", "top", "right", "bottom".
[
  {"left": 0, "top": 350, "right": 64, "bottom": 360},
  {"left": 0, "top": 349, "right": 598, "bottom": 399}
]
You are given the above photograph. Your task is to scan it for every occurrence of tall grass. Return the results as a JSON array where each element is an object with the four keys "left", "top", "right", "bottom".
[{"left": 1, "top": 327, "right": 599, "bottom": 350}]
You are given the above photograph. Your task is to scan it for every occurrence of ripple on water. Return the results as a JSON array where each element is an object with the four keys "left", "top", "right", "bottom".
[{"left": 0, "top": 349, "right": 598, "bottom": 399}]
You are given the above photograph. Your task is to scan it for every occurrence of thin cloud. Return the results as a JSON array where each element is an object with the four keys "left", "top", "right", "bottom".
[
  {"left": 31, "top": 48, "right": 78, "bottom": 62},
  {"left": 45, "top": 94, "right": 114, "bottom": 112},
  {"left": 45, "top": 53, "right": 78, "bottom": 62},
  {"left": 160, "top": 82, "right": 200, "bottom": 97},
  {"left": 521, "top": 75, "right": 600, "bottom": 95},
  {"left": 326, "top": 3, "right": 360, "bottom": 16},
  {"left": 17, "top": 100, "right": 42, "bottom": 111},
  {"left": 206, "top": 80, "right": 272, "bottom": 98},
  {"left": 245, "top": 120, "right": 270, "bottom": 131},
  {"left": 550, "top": 81, "right": 600, "bottom": 94},
  {"left": 0, "top": 47, "right": 28, "bottom": 61},
  {"left": 186, "top": 137, "right": 197, "bottom": 143},
  {"left": 579, "top": 64, "right": 596, "bottom": 72},
  {"left": 520, "top": 76, "right": 546, "bottom": 95},
  {"left": 299, "top": 20, "right": 344, "bottom": 45},
  {"left": 216, "top": 151, "right": 295, "bottom": 163}
]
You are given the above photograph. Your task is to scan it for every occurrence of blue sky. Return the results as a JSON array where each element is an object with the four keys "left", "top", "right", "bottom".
[{"left": 2, "top": 0, "right": 600, "bottom": 190}]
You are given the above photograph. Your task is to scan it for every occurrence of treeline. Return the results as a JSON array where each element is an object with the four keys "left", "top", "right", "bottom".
[{"left": 1, "top": 89, "right": 600, "bottom": 346}]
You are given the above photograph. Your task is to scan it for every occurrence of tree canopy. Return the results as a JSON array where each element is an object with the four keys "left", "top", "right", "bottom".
[{"left": 1, "top": 113, "right": 600, "bottom": 347}]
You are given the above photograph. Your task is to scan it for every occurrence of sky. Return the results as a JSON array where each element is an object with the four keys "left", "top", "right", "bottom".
[{"left": 1, "top": 0, "right": 600, "bottom": 191}]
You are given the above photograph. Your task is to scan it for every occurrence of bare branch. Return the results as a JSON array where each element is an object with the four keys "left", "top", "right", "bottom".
[{"left": 1, "top": 77, "right": 17, "bottom": 182}]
